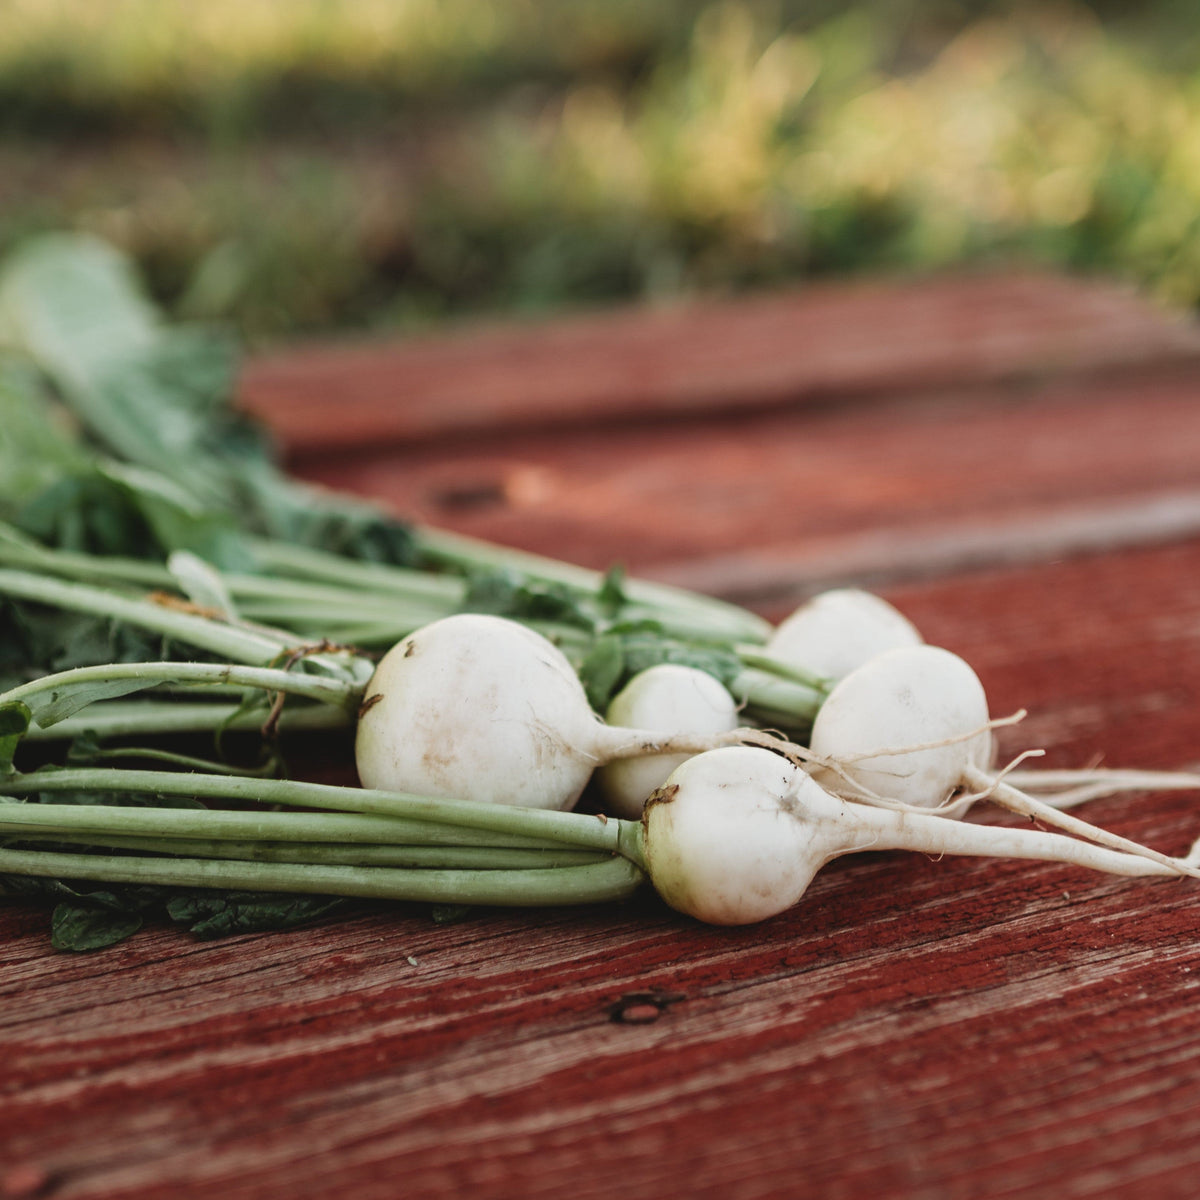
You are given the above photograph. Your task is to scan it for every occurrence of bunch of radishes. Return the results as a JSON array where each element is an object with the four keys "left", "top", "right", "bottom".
[
  {"left": 7, "top": 235, "right": 1195, "bottom": 942},
  {"left": 354, "top": 591, "right": 1200, "bottom": 926}
]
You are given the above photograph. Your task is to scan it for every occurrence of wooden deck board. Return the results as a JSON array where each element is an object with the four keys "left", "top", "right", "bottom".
[
  {"left": 292, "top": 365, "right": 1200, "bottom": 598},
  {"left": 5, "top": 271, "right": 1200, "bottom": 1199},
  {"left": 240, "top": 271, "right": 1200, "bottom": 452}
]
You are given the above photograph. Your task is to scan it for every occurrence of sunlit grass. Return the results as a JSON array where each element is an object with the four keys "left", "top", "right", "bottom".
[
  {"left": 2, "top": 1, "right": 1197, "bottom": 340},
  {"left": 0, "top": 0, "right": 692, "bottom": 134}
]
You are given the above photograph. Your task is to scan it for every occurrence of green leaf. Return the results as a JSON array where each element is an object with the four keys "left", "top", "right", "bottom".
[
  {"left": 24, "top": 674, "right": 189, "bottom": 728},
  {"left": 576, "top": 629, "right": 743, "bottom": 713},
  {"left": 165, "top": 891, "right": 349, "bottom": 939},
  {"left": 98, "top": 462, "right": 251, "bottom": 569},
  {"left": 241, "top": 473, "right": 419, "bottom": 566},
  {"left": 15, "top": 471, "right": 160, "bottom": 559},
  {"left": 0, "top": 701, "right": 31, "bottom": 774},
  {"left": 0, "top": 361, "right": 89, "bottom": 513},
  {"left": 461, "top": 568, "right": 595, "bottom": 630},
  {"left": 0, "top": 593, "right": 218, "bottom": 697},
  {"left": 0, "top": 876, "right": 166, "bottom": 953},
  {"left": 619, "top": 635, "right": 743, "bottom": 689},
  {"left": 50, "top": 901, "right": 144, "bottom": 951},
  {"left": 597, "top": 565, "right": 628, "bottom": 615},
  {"left": 578, "top": 634, "right": 625, "bottom": 712},
  {"left": 0, "top": 233, "right": 418, "bottom": 567}
]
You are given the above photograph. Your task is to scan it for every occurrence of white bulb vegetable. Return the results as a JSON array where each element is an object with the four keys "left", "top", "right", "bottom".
[
  {"left": 767, "top": 588, "right": 922, "bottom": 686},
  {"left": 643, "top": 746, "right": 1196, "bottom": 926},
  {"left": 355, "top": 613, "right": 753, "bottom": 811},
  {"left": 809, "top": 644, "right": 990, "bottom": 808},
  {"left": 598, "top": 664, "right": 739, "bottom": 819},
  {"left": 807, "top": 644, "right": 1200, "bottom": 879}
]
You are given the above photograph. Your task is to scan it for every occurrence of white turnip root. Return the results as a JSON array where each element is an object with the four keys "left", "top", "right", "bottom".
[
  {"left": 355, "top": 613, "right": 761, "bottom": 811},
  {"left": 598, "top": 665, "right": 739, "bottom": 819},
  {"left": 766, "top": 588, "right": 923, "bottom": 686},
  {"left": 1004, "top": 767, "right": 1200, "bottom": 811},
  {"left": 806, "top": 644, "right": 1200, "bottom": 880},
  {"left": 642, "top": 746, "right": 1196, "bottom": 926}
]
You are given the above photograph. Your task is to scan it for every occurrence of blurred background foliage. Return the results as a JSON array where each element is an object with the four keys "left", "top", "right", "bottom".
[{"left": 2, "top": 0, "right": 1198, "bottom": 344}]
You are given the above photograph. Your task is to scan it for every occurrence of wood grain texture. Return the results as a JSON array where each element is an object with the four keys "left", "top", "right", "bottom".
[
  {"left": 5, "top": 545, "right": 1200, "bottom": 1200},
  {"left": 238, "top": 271, "right": 1200, "bottom": 454},
  {"left": 294, "top": 363, "right": 1200, "bottom": 601},
  {"left": 7, "top": 274, "right": 1200, "bottom": 1200}
]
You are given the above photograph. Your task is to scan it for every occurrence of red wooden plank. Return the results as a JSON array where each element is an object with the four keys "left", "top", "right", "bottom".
[
  {"left": 4, "top": 538, "right": 1200, "bottom": 1199},
  {"left": 8, "top": 273, "right": 1200, "bottom": 1200},
  {"left": 238, "top": 271, "right": 1200, "bottom": 454},
  {"left": 292, "top": 363, "right": 1200, "bottom": 602}
]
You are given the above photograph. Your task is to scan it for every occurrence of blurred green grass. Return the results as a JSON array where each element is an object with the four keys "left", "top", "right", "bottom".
[{"left": 2, "top": 0, "right": 1198, "bottom": 343}]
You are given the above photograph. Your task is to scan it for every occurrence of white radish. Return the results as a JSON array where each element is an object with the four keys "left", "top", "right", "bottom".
[
  {"left": 642, "top": 746, "right": 1196, "bottom": 926},
  {"left": 767, "top": 588, "right": 923, "bottom": 686},
  {"left": 807, "top": 644, "right": 1200, "bottom": 879},
  {"left": 808, "top": 645, "right": 991, "bottom": 807},
  {"left": 355, "top": 613, "right": 757, "bottom": 811},
  {"left": 598, "top": 665, "right": 739, "bottom": 819}
]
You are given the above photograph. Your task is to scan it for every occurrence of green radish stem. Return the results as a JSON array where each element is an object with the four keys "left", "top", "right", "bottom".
[
  {"left": 253, "top": 535, "right": 757, "bottom": 643},
  {"left": 3, "top": 520, "right": 768, "bottom": 651},
  {"left": 14, "top": 833, "right": 610, "bottom": 871},
  {"left": 0, "top": 566, "right": 369, "bottom": 681},
  {"left": 0, "top": 768, "right": 649, "bottom": 862},
  {"left": 0, "top": 526, "right": 171, "bottom": 588},
  {"left": 733, "top": 649, "right": 831, "bottom": 696},
  {"left": 0, "top": 524, "right": 449, "bottom": 630},
  {"left": 1, "top": 539, "right": 828, "bottom": 740},
  {"left": 66, "top": 745, "right": 282, "bottom": 777},
  {"left": 244, "top": 538, "right": 466, "bottom": 605},
  {"left": 0, "top": 798, "right": 598, "bottom": 851},
  {"left": 3, "top": 661, "right": 360, "bottom": 728},
  {"left": 20, "top": 699, "right": 351, "bottom": 742},
  {"left": 0, "top": 845, "right": 646, "bottom": 907}
]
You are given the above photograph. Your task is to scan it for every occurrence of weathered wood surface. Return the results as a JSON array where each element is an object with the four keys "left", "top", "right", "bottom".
[
  {"left": 241, "top": 270, "right": 1200, "bottom": 452},
  {"left": 5, "top": 272, "right": 1200, "bottom": 1199},
  {"left": 243, "top": 269, "right": 1200, "bottom": 603}
]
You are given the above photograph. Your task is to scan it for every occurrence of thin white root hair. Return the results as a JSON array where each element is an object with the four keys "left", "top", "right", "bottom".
[
  {"left": 1002, "top": 766, "right": 1200, "bottom": 813},
  {"left": 829, "top": 709, "right": 1027, "bottom": 765},
  {"left": 1019, "top": 782, "right": 1151, "bottom": 811},
  {"left": 813, "top": 747, "right": 1200, "bottom": 882},
  {"left": 961, "top": 763, "right": 1200, "bottom": 881},
  {"left": 1006, "top": 766, "right": 1200, "bottom": 796},
  {"left": 827, "top": 749, "right": 1046, "bottom": 820},
  {"left": 755, "top": 720, "right": 1200, "bottom": 882},
  {"left": 782, "top": 715, "right": 1025, "bottom": 811},
  {"left": 953, "top": 748, "right": 1047, "bottom": 807}
]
